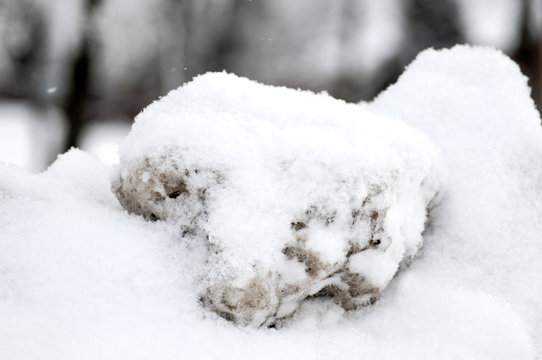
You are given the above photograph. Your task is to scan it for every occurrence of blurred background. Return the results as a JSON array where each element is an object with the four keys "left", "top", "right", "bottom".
[{"left": 0, "top": 0, "right": 541, "bottom": 171}]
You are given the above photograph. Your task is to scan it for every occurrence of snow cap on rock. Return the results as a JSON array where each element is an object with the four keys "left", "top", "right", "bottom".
[{"left": 114, "top": 71, "right": 443, "bottom": 326}]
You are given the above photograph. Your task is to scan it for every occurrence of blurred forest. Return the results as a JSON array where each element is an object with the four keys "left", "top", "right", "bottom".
[{"left": 0, "top": 0, "right": 541, "bottom": 169}]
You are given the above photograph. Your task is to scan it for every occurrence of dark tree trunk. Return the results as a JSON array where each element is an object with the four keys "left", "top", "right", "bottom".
[
  {"left": 64, "top": 41, "right": 90, "bottom": 150},
  {"left": 345, "top": 0, "right": 464, "bottom": 102},
  {"left": 403, "top": 0, "right": 463, "bottom": 58},
  {"left": 513, "top": 0, "right": 542, "bottom": 110},
  {"left": 63, "top": 0, "right": 101, "bottom": 151}
]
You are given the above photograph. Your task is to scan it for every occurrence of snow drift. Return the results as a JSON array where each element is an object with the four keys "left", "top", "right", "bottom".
[
  {"left": 112, "top": 73, "right": 442, "bottom": 326},
  {"left": 1, "top": 45, "right": 541, "bottom": 359},
  {"left": 370, "top": 45, "right": 542, "bottom": 354}
]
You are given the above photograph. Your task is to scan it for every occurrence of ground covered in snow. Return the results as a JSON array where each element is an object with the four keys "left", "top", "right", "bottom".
[{"left": 1, "top": 45, "right": 541, "bottom": 359}]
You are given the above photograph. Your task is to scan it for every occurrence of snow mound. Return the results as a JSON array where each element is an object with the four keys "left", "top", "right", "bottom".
[
  {"left": 370, "top": 45, "right": 542, "bottom": 356},
  {"left": 113, "top": 72, "right": 443, "bottom": 326}
]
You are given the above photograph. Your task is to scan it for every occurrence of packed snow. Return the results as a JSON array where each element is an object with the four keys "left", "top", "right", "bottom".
[{"left": 1, "top": 45, "right": 541, "bottom": 359}]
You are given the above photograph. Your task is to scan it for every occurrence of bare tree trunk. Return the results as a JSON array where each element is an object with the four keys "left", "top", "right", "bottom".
[
  {"left": 63, "top": 0, "right": 101, "bottom": 151},
  {"left": 348, "top": 0, "right": 464, "bottom": 102},
  {"left": 513, "top": 0, "right": 542, "bottom": 110}
]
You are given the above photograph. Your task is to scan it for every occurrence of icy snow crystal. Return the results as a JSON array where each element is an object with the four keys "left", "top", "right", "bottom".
[{"left": 113, "top": 72, "right": 443, "bottom": 326}]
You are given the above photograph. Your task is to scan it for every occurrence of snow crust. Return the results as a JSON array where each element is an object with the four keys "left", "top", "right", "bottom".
[{"left": 1, "top": 45, "right": 541, "bottom": 359}]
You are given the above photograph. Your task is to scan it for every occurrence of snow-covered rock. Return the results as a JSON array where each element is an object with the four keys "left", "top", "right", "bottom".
[{"left": 112, "top": 73, "right": 443, "bottom": 326}]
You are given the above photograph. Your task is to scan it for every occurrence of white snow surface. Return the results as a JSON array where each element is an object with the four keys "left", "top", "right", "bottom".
[{"left": 1, "top": 45, "right": 541, "bottom": 359}]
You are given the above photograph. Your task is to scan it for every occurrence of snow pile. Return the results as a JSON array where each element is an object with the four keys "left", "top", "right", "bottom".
[
  {"left": 370, "top": 45, "right": 542, "bottom": 355},
  {"left": 1, "top": 45, "right": 541, "bottom": 359},
  {"left": 0, "top": 151, "right": 192, "bottom": 359},
  {"left": 112, "top": 74, "right": 442, "bottom": 326}
]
